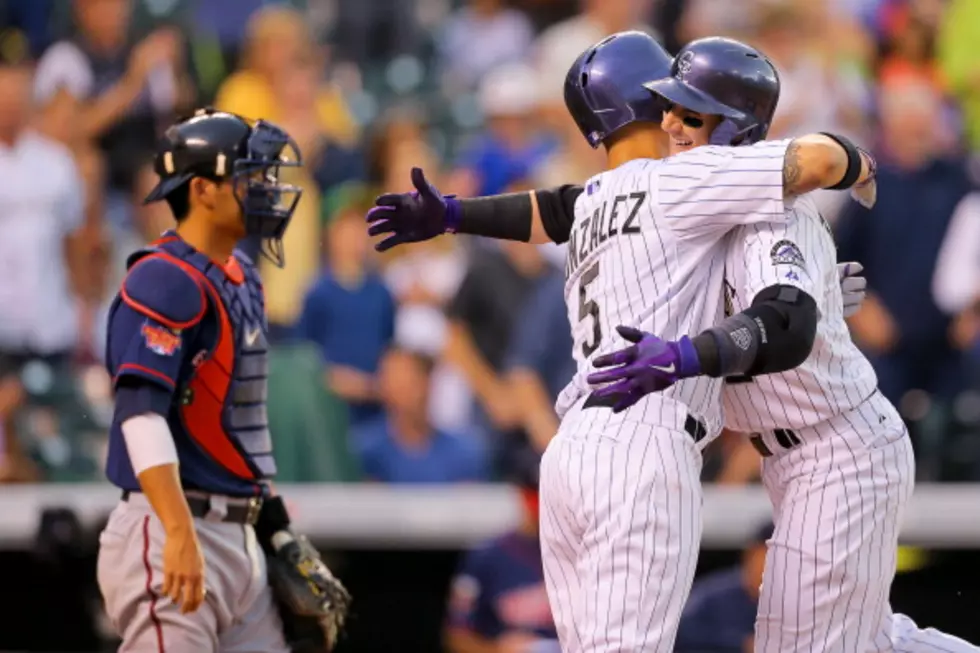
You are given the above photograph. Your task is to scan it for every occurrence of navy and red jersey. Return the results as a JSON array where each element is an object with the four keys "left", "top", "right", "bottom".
[
  {"left": 104, "top": 231, "right": 274, "bottom": 497},
  {"left": 447, "top": 531, "right": 557, "bottom": 641}
]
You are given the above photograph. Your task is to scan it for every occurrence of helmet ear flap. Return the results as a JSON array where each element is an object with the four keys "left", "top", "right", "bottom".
[{"left": 708, "top": 119, "right": 765, "bottom": 146}]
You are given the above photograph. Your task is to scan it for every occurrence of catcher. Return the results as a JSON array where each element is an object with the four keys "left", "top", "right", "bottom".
[{"left": 96, "top": 108, "right": 349, "bottom": 652}]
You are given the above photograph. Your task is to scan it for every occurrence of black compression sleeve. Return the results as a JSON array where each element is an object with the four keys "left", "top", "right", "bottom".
[
  {"left": 691, "top": 285, "right": 818, "bottom": 377},
  {"left": 458, "top": 193, "right": 533, "bottom": 241},
  {"left": 455, "top": 186, "right": 582, "bottom": 243},
  {"left": 535, "top": 185, "right": 583, "bottom": 244}
]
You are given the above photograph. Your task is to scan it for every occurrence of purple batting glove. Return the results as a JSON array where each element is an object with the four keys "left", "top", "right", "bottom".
[
  {"left": 586, "top": 326, "right": 702, "bottom": 413},
  {"left": 366, "top": 167, "right": 462, "bottom": 252}
]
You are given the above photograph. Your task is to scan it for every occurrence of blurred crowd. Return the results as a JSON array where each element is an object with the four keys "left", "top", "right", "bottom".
[{"left": 1, "top": 0, "right": 980, "bottom": 494}]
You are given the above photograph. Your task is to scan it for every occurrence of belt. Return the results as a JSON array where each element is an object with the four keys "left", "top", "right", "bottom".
[
  {"left": 122, "top": 490, "right": 262, "bottom": 526},
  {"left": 748, "top": 428, "right": 801, "bottom": 457},
  {"left": 582, "top": 392, "right": 708, "bottom": 443}
]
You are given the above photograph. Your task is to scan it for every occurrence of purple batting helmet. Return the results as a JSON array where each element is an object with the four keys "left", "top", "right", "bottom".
[
  {"left": 643, "top": 37, "right": 780, "bottom": 146},
  {"left": 564, "top": 31, "right": 673, "bottom": 148}
]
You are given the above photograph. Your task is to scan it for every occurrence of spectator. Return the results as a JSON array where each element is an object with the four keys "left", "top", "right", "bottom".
[
  {"left": 533, "top": 0, "right": 652, "bottom": 112},
  {"left": 33, "top": 0, "right": 192, "bottom": 243},
  {"left": 448, "top": 63, "right": 557, "bottom": 198},
  {"left": 675, "top": 521, "right": 772, "bottom": 653},
  {"left": 355, "top": 347, "right": 488, "bottom": 484},
  {"left": 878, "top": 2, "right": 945, "bottom": 93},
  {"left": 214, "top": 5, "right": 357, "bottom": 149},
  {"left": 366, "top": 104, "right": 443, "bottom": 193},
  {"left": 381, "top": 236, "right": 472, "bottom": 435},
  {"left": 504, "top": 267, "right": 574, "bottom": 453},
  {"left": 257, "top": 63, "right": 364, "bottom": 335},
  {"left": 0, "top": 54, "right": 85, "bottom": 482},
  {"left": 273, "top": 59, "right": 366, "bottom": 197},
  {"left": 937, "top": 0, "right": 980, "bottom": 151},
  {"left": 438, "top": 0, "right": 534, "bottom": 94},
  {"left": 932, "top": 192, "right": 980, "bottom": 362},
  {"left": 445, "top": 461, "right": 558, "bottom": 652},
  {"left": 296, "top": 191, "right": 395, "bottom": 430},
  {"left": 753, "top": 3, "right": 869, "bottom": 142},
  {"left": 836, "top": 79, "right": 973, "bottom": 407},
  {"left": 444, "top": 214, "right": 550, "bottom": 457}
]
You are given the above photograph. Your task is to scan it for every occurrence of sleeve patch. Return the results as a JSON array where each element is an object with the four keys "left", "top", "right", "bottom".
[
  {"left": 770, "top": 239, "right": 805, "bottom": 268},
  {"left": 141, "top": 322, "right": 182, "bottom": 356}
]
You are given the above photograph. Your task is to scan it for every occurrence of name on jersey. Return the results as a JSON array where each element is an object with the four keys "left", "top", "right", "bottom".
[{"left": 565, "top": 191, "right": 646, "bottom": 281}]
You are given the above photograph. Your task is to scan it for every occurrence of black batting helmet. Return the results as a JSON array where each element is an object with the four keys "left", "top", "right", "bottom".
[
  {"left": 144, "top": 107, "right": 303, "bottom": 267},
  {"left": 643, "top": 37, "right": 780, "bottom": 146}
]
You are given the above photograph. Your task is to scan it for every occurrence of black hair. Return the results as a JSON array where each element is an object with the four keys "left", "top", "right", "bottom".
[{"left": 165, "top": 180, "right": 192, "bottom": 222}]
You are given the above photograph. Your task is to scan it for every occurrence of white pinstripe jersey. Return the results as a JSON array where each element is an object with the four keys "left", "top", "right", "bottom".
[
  {"left": 555, "top": 139, "right": 795, "bottom": 438},
  {"left": 721, "top": 194, "right": 879, "bottom": 432}
]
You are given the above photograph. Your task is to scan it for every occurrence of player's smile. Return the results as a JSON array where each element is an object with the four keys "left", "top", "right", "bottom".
[{"left": 660, "top": 104, "right": 721, "bottom": 155}]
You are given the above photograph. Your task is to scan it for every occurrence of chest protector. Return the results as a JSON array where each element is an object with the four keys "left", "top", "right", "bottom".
[{"left": 129, "top": 235, "right": 276, "bottom": 480}]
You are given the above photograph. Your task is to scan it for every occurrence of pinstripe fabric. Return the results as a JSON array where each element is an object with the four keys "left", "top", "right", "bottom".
[
  {"left": 722, "top": 195, "right": 878, "bottom": 432},
  {"left": 720, "top": 202, "right": 979, "bottom": 652},
  {"left": 539, "top": 396, "right": 703, "bottom": 653},
  {"left": 873, "top": 612, "right": 980, "bottom": 652},
  {"left": 543, "top": 140, "right": 798, "bottom": 652},
  {"left": 754, "top": 392, "right": 915, "bottom": 653},
  {"left": 557, "top": 140, "right": 795, "bottom": 443}
]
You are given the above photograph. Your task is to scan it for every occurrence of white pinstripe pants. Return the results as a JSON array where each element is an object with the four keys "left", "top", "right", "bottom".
[
  {"left": 538, "top": 402, "right": 704, "bottom": 653},
  {"left": 754, "top": 392, "right": 979, "bottom": 653}
]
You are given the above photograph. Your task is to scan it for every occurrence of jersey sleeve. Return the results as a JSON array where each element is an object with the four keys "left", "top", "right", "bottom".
[
  {"left": 535, "top": 184, "right": 583, "bottom": 244},
  {"left": 107, "top": 256, "right": 207, "bottom": 392},
  {"left": 446, "top": 546, "right": 502, "bottom": 639},
  {"left": 733, "top": 198, "right": 828, "bottom": 304},
  {"left": 658, "top": 139, "right": 792, "bottom": 236}
]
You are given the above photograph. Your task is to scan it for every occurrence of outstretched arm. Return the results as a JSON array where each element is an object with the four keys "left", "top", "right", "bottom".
[{"left": 366, "top": 168, "right": 581, "bottom": 250}]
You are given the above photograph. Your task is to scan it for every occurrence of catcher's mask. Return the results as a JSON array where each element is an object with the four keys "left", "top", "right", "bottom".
[
  {"left": 233, "top": 121, "right": 303, "bottom": 268},
  {"left": 144, "top": 109, "right": 304, "bottom": 268}
]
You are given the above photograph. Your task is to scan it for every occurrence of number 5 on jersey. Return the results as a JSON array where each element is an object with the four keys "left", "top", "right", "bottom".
[{"left": 579, "top": 262, "right": 602, "bottom": 357}]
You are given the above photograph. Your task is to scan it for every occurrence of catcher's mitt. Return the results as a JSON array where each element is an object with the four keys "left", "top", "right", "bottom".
[{"left": 267, "top": 531, "right": 351, "bottom": 651}]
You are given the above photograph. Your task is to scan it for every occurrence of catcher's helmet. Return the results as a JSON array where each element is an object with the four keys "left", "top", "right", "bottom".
[
  {"left": 144, "top": 108, "right": 303, "bottom": 267},
  {"left": 564, "top": 31, "right": 673, "bottom": 148},
  {"left": 643, "top": 37, "right": 780, "bottom": 146}
]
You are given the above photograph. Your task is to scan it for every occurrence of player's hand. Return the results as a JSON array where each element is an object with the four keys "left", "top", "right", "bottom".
[
  {"left": 837, "top": 261, "right": 867, "bottom": 318},
  {"left": 367, "top": 167, "right": 459, "bottom": 252},
  {"left": 851, "top": 178, "right": 876, "bottom": 209},
  {"left": 851, "top": 148, "right": 877, "bottom": 209},
  {"left": 586, "top": 326, "right": 701, "bottom": 413},
  {"left": 161, "top": 527, "right": 206, "bottom": 614}
]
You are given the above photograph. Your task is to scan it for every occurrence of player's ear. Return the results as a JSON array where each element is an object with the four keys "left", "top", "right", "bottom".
[{"left": 190, "top": 177, "right": 218, "bottom": 211}]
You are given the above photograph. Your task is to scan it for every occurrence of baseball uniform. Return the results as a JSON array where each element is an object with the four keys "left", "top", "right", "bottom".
[
  {"left": 722, "top": 196, "right": 978, "bottom": 653},
  {"left": 98, "top": 232, "right": 289, "bottom": 653},
  {"left": 539, "top": 139, "right": 796, "bottom": 653}
]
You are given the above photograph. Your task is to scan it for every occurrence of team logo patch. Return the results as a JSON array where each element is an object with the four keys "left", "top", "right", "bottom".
[
  {"left": 676, "top": 51, "right": 695, "bottom": 79},
  {"left": 730, "top": 327, "right": 752, "bottom": 351},
  {"left": 770, "top": 239, "right": 805, "bottom": 268},
  {"left": 142, "top": 322, "right": 181, "bottom": 356}
]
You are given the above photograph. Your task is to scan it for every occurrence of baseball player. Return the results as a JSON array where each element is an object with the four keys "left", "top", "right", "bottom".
[
  {"left": 589, "top": 39, "right": 980, "bottom": 653},
  {"left": 366, "top": 31, "right": 876, "bottom": 652},
  {"left": 97, "top": 108, "right": 349, "bottom": 653}
]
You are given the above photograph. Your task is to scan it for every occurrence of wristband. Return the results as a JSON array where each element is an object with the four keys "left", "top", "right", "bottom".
[
  {"left": 444, "top": 196, "right": 462, "bottom": 233},
  {"left": 819, "top": 132, "right": 863, "bottom": 190}
]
